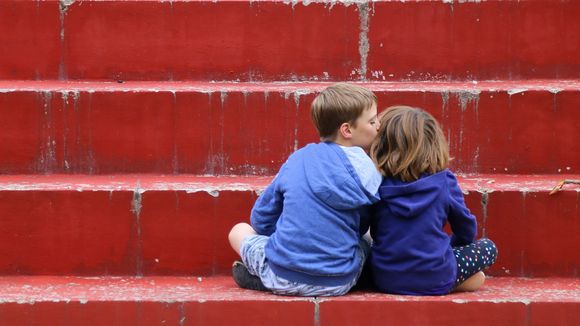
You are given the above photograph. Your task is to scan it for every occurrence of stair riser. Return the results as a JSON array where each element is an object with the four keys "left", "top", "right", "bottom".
[
  {"left": 1, "top": 88, "right": 578, "bottom": 174},
  {"left": 369, "top": 1, "right": 580, "bottom": 81},
  {"left": 320, "top": 301, "right": 579, "bottom": 326},
  {"left": 0, "top": 190, "right": 255, "bottom": 276},
  {"left": 465, "top": 191, "right": 579, "bottom": 278},
  {"left": 0, "top": 300, "right": 577, "bottom": 326},
  {"left": 0, "top": 301, "right": 315, "bottom": 326},
  {"left": 0, "top": 188, "right": 576, "bottom": 277},
  {"left": 2, "top": 1, "right": 579, "bottom": 81}
]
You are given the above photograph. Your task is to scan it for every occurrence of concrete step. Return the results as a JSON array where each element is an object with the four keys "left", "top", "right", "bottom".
[
  {"left": 0, "top": 174, "right": 577, "bottom": 277},
  {"left": 1, "top": 0, "right": 579, "bottom": 81},
  {"left": 0, "top": 276, "right": 577, "bottom": 325},
  {"left": 1, "top": 80, "right": 578, "bottom": 175}
]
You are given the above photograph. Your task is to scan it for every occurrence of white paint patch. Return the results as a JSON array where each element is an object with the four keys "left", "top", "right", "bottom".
[{"left": 507, "top": 88, "right": 527, "bottom": 96}]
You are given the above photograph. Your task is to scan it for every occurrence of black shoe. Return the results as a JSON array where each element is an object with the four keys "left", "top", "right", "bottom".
[{"left": 232, "top": 260, "right": 269, "bottom": 292}]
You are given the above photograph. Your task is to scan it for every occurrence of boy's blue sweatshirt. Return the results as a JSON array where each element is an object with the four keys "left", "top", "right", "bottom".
[
  {"left": 370, "top": 170, "right": 477, "bottom": 295},
  {"left": 251, "top": 142, "right": 378, "bottom": 286}
]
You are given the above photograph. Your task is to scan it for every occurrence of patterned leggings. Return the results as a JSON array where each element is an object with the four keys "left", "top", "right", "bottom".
[{"left": 453, "top": 238, "right": 498, "bottom": 285}]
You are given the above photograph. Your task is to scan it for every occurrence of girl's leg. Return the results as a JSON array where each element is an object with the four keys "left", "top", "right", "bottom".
[
  {"left": 228, "top": 222, "right": 258, "bottom": 256},
  {"left": 455, "top": 271, "right": 485, "bottom": 292},
  {"left": 453, "top": 238, "right": 498, "bottom": 292}
]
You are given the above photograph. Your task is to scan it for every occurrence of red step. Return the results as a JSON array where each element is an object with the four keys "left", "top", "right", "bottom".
[
  {"left": 0, "top": 276, "right": 577, "bottom": 325},
  {"left": 0, "top": 174, "right": 577, "bottom": 277},
  {"left": 368, "top": 0, "right": 580, "bottom": 81},
  {"left": 1, "top": 80, "right": 578, "bottom": 175},
  {"left": 1, "top": 1, "right": 579, "bottom": 81}
]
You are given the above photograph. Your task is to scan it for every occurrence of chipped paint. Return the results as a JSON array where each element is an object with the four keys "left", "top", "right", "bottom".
[
  {"left": 37, "top": 92, "right": 57, "bottom": 173},
  {"left": 357, "top": 2, "right": 370, "bottom": 80},
  {"left": 441, "top": 91, "right": 450, "bottom": 119},
  {"left": 204, "top": 154, "right": 228, "bottom": 175},
  {"left": 178, "top": 302, "right": 186, "bottom": 326},
  {"left": 313, "top": 298, "right": 321, "bottom": 326},
  {"left": 61, "top": 90, "right": 80, "bottom": 106},
  {"left": 220, "top": 91, "right": 227, "bottom": 107},
  {"left": 131, "top": 184, "right": 145, "bottom": 276},
  {"left": 58, "top": 1, "right": 75, "bottom": 79},
  {"left": 207, "top": 190, "right": 219, "bottom": 197},
  {"left": 507, "top": 88, "right": 527, "bottom": 96},
  {"left": 480, "top": 191, "right": 489, "bottom": 237},
  {"left": 454, "top": 90, "right": 481, "bottom": 112},
  {"left": 59, "top": 0, "right": 75, "bottom": 12}
]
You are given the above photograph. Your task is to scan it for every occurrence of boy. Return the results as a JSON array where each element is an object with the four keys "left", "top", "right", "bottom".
[{"left": 228, "top": 83, "right": 381, "bottom": 296}]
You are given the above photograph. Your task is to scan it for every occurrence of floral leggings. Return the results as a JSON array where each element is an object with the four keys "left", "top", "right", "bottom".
[{"left": 453, "top": 238, "right": 498, "bottom": 285}]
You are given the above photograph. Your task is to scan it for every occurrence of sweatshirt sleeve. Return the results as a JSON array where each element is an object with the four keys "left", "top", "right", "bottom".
[
  {"left": 446, "top": 171, "right": 477, "bottom": 247},
  {"left": 250, "top": 173, "right": 284, "bottom": 236}
]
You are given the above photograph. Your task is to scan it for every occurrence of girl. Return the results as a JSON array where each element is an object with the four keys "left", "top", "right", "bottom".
[{"left": 369, "top": 106, "right": 497, "bottom": 295}]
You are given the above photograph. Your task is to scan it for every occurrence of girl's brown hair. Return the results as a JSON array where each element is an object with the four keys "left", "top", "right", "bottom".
[{"left": 370, "top": 106, "right": 449, "bottom": 182}]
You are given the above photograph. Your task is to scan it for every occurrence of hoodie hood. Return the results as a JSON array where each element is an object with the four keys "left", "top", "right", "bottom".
[
  {"left": 302, "top": 143, "right": 376, "bottom": 210},
  {"left": 378, "top": 170, "right": 449, "bottom": 218}
]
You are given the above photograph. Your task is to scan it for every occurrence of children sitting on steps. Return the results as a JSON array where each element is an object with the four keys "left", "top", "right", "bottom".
[
  {"left": 228, "top": 83, "right": 382, "bottom": 296},
  {"left": 369, "top": 106, "right": 498, "bottom": 295}
]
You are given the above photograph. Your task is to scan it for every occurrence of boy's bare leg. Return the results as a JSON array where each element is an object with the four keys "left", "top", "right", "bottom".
[
  {"left": 454, "top": 271, "right": 485, "bottom": 292},
  {"left": 228, "top": 222, "right": 258, "bottom": 256}
]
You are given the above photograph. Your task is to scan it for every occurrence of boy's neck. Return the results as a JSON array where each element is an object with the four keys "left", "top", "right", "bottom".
[
  {"left": 323, "top": 135, "right": 357, "bottom": 148},
  {"left": 332, "top": 137, "right": 352, "bottom": 147},
  {"left": 321, "top": 133, "right": 351, "bottom": 146}
]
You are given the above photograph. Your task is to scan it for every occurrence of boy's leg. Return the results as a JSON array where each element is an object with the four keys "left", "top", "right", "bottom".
[
  {"left": 268, "top": 238, "right": 371, "bottom": 296},
  {"left": 229, "top": 222, "right": 257, "bottom": 256},
  {"left": 452, "top": 238, "right": 498, "bottom": 292},
  {"left": 229, "top": 224, "right": 269, "bottom": 292},
  {"left": 232, "top": 260, "right": 269, "bottom": 292}
]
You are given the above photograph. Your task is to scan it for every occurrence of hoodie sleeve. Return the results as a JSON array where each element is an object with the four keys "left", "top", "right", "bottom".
[
  {"left": 250, "top": 172, "right": 284, "bottom": 236},
  {"left": 446, "top": 171, "right": 477, "bottom": 247}
]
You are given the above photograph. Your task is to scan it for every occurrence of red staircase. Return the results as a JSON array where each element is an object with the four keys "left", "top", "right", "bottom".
[{"left": 0, "top": 1, "right": 578, "bottom": 325}]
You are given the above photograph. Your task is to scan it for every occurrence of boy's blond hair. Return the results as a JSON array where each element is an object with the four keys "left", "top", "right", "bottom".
[
  {"left": 370, "top": 106, "right": 449, "bottom": 182},
  {"left": 311, "top": 83, "right": 377, "bottom": 140}
]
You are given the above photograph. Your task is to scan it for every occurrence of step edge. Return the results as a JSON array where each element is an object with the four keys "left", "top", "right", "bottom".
[
  {"left": 2, "top": 80, "right": 580, "bottom": 93},
  {"left": 0, "top": 174, "right": 577, "bottom": 193},
  {"left": 0, "top": 276, "right": 577, "bottom": 304}
]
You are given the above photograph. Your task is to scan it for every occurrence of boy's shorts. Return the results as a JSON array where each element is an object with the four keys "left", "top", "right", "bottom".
[{"left": 240, "top": 235, "right": 370, "bottom": 296}]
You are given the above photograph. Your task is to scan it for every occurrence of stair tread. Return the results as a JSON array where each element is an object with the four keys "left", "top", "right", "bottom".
[
  {"left": 1, "top": 79, "right": 580, "bottom": 92},
  {"left": 0, "top": 276, "right": 577, "bottom": 303},
  {"left": 0, "top": 174, "right": 577, "bottom": 193}
]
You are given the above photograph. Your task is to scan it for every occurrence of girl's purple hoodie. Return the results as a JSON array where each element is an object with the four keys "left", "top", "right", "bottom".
[{"left": 370, "top": 169, "right": 477, "bottom": 295}]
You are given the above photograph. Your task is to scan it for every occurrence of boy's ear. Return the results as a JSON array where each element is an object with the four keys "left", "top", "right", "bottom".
[{"left": 339, "top": 122, "right": 352, "bottom": 139}]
